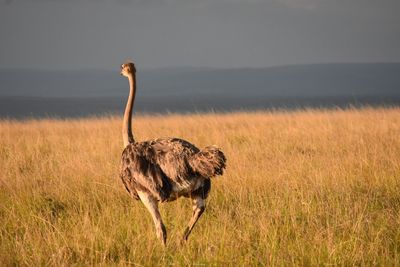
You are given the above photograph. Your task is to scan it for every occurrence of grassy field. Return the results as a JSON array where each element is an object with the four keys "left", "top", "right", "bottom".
[{"left": 1, "top": 108, "right": 400, "bottom": 266}]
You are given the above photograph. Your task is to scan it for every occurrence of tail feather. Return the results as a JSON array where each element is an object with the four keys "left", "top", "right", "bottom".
[{"left": 189, "top": 146, "right": 226, "bottom": 178}]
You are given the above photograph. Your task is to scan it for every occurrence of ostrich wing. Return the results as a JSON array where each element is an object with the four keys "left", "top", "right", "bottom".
[
  {"left": 120, "top": 138, "right": 211, "bottom": 200},
  {"left": 120, "top": 143, "right": 172, "bottom": 201},
  {"left": 145, "top": 138, "right": 200, "bottom": 183}
]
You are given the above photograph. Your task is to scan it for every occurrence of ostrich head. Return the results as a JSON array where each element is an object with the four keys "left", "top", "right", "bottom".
[{"left": 120, "top": 61, "right": 136, "bottom": 77}]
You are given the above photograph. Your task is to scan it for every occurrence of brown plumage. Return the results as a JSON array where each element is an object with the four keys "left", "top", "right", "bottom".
[{"left": 119, "top": 61, "right": 226, "bottom": 245}]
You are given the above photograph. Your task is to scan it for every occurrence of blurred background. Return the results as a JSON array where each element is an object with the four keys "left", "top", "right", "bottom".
[{"left": 1, "top": 0, "right": 400, "bottom": 118}]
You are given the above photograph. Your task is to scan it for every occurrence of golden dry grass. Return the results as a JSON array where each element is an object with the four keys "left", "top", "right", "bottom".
[{"left": 1, "top": 108, "right": 400, "bottom": 266}]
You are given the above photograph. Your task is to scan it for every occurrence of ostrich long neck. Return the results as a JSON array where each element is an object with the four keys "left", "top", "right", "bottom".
[{"left": 122, "top": 73, "right": 136, "bottom": 147}]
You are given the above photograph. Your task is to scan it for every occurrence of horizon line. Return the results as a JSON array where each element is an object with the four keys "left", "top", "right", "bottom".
[{"left": 1, "top": 61, "right": 400, "bottom": 72}]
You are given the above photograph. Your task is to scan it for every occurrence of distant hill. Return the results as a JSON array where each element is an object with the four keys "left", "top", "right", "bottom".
[{"left": 0, "top": 63, "right": 399, "bottom": 118}]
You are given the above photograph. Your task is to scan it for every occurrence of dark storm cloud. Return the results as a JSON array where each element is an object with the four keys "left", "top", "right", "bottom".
[
  {"left": 0, "top": 0, "right": 399, "bottom": 69},
  {"left": 1, "top": 0, "right": 322, "bottom": 7}
]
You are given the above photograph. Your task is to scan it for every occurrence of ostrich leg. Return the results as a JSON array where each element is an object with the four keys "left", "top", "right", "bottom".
[
  {"left": 182, "top": 196, "right": 206, "bottom": 242},
  {"left": 137, "top": 191, "right": 167, "bottom": 245}
]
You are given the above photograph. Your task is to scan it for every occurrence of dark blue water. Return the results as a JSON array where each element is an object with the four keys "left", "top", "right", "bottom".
[
  {"left": 0, "top": 95, "right": 399, "bottom": 119},
  {"left": 1, "top": 63, "right": 400, "bottom": 119}
]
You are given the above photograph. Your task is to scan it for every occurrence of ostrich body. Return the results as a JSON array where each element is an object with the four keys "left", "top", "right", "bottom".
[{"left": 119, "top": 62, "right": 226, "bottom": 245}]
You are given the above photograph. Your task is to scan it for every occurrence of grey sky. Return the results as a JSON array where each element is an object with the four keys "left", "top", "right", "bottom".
[{"left": 1, "top": 0, "right": 399, "bottom": 70}]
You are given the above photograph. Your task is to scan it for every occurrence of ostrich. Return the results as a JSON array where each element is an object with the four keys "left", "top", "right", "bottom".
[{"left": 119, "top": 61, "right": 226, "bottom": 245}]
